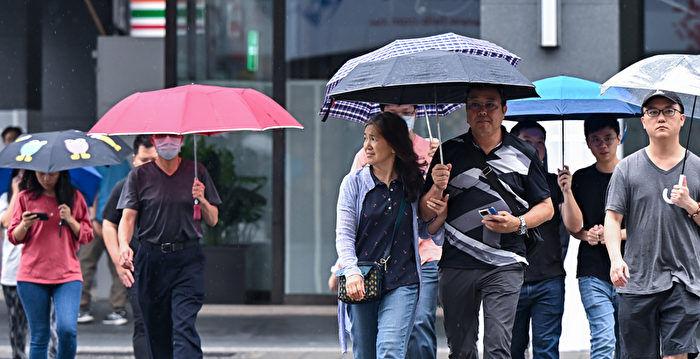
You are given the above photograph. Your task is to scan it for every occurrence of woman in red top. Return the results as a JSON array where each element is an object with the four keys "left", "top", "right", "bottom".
[{"left": 8, "top": 170, "right": 93, "bottom": 359}]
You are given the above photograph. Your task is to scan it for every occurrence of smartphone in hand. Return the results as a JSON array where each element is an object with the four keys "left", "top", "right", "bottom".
[
  {"left": 29, "top": 212, "right": 49, "bottom": 221},
  {"left": 478, "top": 207, "right": 498, "bottom": 221}
]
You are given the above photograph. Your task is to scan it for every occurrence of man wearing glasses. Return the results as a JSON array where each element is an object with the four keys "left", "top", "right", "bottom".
[
  {"left": 605, "top": 90, "right": 700, "bottom": 359},
  {"left": 421, "top": 85, "right": 554, "bottom": 358},
  {"left": 557, "top": 117, "right": 623, "bottom": 359}
]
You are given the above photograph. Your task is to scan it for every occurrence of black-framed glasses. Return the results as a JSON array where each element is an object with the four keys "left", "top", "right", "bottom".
[
  {"left": 644, "top": 108, "right": 681, "bottom": 117},
  {"left": 466, "top": 102, "right": 500, "bottom": 112},
  {"left": 589, "top": 135, "right": 617, "bottom": 147}
]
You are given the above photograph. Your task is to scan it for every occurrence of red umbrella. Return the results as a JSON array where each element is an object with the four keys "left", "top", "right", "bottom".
[
  {"left": 90, "top": 84, "right": 303, "bottom": 135},
  {"left": 88, "top": 84, "right": 304, "bottom": 218}
]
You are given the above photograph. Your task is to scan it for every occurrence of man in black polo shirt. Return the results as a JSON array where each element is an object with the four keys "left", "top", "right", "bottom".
[
  {"left": 117, "top": 134, "right": 221, "bottom": 359},
  {"left": 421, "top": 86, "right": 553, "bottom": 359}
]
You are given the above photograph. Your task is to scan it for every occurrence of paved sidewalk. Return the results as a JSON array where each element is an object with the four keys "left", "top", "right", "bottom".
[{"left": 0, "top": 300, "right": 590, "bottom": 358}]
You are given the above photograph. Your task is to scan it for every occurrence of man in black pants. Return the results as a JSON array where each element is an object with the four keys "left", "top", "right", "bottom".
[
  {"left": 421, "top": 86, "right": 554, "bottom": 359},
  {"left": 117, "top": 134, "right": 221, "bottom": 359},
  {"left": 102, "top": 135, "right": 157, "bottom": 359}
]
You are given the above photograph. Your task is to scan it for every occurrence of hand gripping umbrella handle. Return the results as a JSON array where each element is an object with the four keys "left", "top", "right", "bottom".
[{"left": 662, "top": 174, "right": 685, "bottom": 204}]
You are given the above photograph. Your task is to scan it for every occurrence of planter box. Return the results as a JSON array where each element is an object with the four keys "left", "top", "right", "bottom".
[{"left": 202, "top": 245, "right": 246, "bottom": 304}]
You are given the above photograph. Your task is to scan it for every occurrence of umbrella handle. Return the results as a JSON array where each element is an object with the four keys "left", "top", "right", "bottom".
[{"left": 662, "top": 174, "right": 685, "bottom": 204}]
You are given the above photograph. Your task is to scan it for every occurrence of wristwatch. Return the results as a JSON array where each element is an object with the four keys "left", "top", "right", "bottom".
[{"left": 517, "top": 215, "right": 528, "bottom": 235}]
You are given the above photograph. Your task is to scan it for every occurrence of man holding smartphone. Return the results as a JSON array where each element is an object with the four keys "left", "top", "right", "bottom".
[{"left": 421, "top": 86, "right": 554, "bottom": 358}]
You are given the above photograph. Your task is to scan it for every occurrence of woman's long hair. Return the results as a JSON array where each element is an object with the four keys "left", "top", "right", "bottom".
[
  {"left": 20, "top": 170, "right": 76, "bottom": 209},
  {"left": 365, "top": 112, "right": 425, "bottom": 202}
]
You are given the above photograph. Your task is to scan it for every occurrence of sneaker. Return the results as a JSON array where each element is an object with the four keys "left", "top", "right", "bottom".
[
  {"left": 102, "top": 310, "right": 128, "bottom": 326},
  {"left": 77, "top": 311, "right": 94, "bottom": 324}
]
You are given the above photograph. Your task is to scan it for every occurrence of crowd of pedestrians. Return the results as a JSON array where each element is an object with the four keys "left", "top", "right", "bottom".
[{"left": 334, "top": 87, "right": 699, "bottom": 359}]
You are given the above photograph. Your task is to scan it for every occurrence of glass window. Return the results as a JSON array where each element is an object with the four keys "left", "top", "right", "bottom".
[{"left": 644, "top": 0, "right": 700, "bottom": 53}]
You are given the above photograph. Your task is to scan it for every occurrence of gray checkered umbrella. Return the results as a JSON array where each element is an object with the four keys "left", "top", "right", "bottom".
[{"left": 319, "top": 32, "right": 521, "bottom": 123}]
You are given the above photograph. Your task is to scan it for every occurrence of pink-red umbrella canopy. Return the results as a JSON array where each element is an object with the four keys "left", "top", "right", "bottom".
[{"left": 89, "top": 84, "right": 303, "bottom": 136}]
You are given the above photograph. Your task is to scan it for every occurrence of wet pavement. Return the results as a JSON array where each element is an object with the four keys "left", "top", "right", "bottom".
[{"left": 0, "top": 299, "right": 592, "bottom": 358}]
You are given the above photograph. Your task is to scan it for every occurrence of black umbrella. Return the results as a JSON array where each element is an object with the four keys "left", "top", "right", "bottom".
[
  {"left": 0, "top": 129, "right": 131, "bottom": 172},
  {"left": 329, "top": 49, "right": 537, "bottom": 163}
]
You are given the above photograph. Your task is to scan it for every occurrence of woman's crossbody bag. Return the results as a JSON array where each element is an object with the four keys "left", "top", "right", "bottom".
[{"left": 337, "top": 195, "right": 406, "bottom": 304}]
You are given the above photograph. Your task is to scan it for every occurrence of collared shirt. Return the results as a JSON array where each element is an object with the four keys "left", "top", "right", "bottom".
[
  {"left": 117, "top": 160, "right": 221, "bottom": 245},
  {"left": 355, "top": 171, "right": 417, "bottom": 291},
  {"left": 424, "top": 127, "right": 550, "bottom": 269},
  {"left": 351, "top": 134, "right": 442, "bottom": 264}
]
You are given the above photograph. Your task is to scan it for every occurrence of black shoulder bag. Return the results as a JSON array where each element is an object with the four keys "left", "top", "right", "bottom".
[
  {"left": 462, "top": 140, "right": 544, "bottom": 255},
  {"left": 337, "top": 194, "right": 407, "bottom": 304}
]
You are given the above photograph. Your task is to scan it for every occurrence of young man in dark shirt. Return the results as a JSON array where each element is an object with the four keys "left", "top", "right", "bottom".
[
  {"left": 510, "top": 121, "right": 567, "bottom": 359},
  {"left": 557, "top": 118, "right": 623, "bottom": 359}
]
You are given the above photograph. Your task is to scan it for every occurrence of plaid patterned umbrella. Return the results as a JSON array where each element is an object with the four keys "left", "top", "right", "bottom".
[{"left": 319, "top": 32, "right": 521, "bottom": 123}]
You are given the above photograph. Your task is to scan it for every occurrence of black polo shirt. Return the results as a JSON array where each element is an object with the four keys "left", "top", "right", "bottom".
[
  {"left": 117, "top": 159, "right": 221, "bottom": 245},
  {"left": 355, "top": 171, "right": 418, "bottom": 291},
  {"left": 424, "top": 127, "right": 550, "bottom": 270}
]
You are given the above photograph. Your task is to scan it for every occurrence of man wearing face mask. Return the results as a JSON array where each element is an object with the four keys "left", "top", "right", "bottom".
[{"left": 116, "top": 134, "right": 221, "bottom": 359}]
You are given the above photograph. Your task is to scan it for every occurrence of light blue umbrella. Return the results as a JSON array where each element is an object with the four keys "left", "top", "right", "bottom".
[{"left": 505, "top": 75, "right": 641, "bottom": 167}]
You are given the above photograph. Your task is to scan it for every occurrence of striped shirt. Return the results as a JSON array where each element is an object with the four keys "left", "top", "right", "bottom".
[{"left": 424, "top": 128, "right": 550, "bottom": 269}]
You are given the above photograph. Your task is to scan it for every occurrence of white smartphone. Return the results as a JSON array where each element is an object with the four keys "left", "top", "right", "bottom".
[{"left": 478, "top": 207, "right": 499, "bottom": 221}]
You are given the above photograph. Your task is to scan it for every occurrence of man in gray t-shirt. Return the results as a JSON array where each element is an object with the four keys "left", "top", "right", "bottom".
[{"left": 605, "top": 90, "right": 700, "bottom": 359}]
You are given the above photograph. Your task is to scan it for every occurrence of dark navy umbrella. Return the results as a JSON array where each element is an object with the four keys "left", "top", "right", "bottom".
[
  {"left": 505, "top": 75, "right": 641, "bottom": 168},
  {"left": 329, "top": 49, "right": 537, "bottom": 163},
  {"left": 0, "top": 130, "right": 131, "bottom": 173}
]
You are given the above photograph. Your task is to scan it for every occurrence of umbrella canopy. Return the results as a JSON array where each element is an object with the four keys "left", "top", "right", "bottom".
[
  {"left": 0, "top": 166, "right": 102, "bottom": 205},
  {"left": 329, "top": 49, "right": 537, "bottom": 105},
  {"left": 320, "top": 32, "right": 522, "bottom": 123},
  {"left": 88, "top": 84, "right": 304, "bottom": 220},
  {"left": 600, "top": 54, "right": 700, "bottom": 115},
  {"left": 601, "top": 54, "right": 700, "bottom": 203},
  {"left": 89, "top": 84, "right": 304, "bottom": 136},
  {"left": 506, "top": 75, "right": 641, "bottom": 169},
  {"left": 0, "top": 130, "right": 130, "bottom": 173},
  {"left": 506, "top": 75, "right": 641, "bottom": 120}
]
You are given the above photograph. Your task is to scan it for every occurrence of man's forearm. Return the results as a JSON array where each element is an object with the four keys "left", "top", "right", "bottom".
[
  {"left": 102, "top": 220, "right": 121, "bottom": 266},
  {"left": 523, "top": 198, "right": 554, "bottom": 228},
  {"left": 200, "top": 198, "right": 218, "bottom": 227},
  {"left": 560, "top": 192, "right": 584, "bottom": 234},
  {"left": 604, "top": 210, "right": 624, "bottom": 261}
]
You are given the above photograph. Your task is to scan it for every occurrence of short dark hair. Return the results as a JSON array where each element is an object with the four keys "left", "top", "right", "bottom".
[
  {"left": 584, "top": 118, "right": 620, "bottom": 138},
  {"left": 510, "top": 120, "right": 546, "bottom": 140},
  {"left": 466, "top": 85, "right": 507, "bottom": 106},
  {"left": 1, "top": 126, "right": 22, "bottom": 141},
  {"left": 133, "top": 135, "right": 154, "bottom": 155},
  {"left": 379, "top": 104, "right": 416, "bottom": 112}
]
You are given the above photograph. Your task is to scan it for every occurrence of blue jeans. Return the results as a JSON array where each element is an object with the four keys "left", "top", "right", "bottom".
[
  {"left": 578, "top": 276, "right": 620, "bottom": 359},
  {"left": 406, "top": 261, "right": 439, "bottom": 359},
  {"left": 17, "top": 281, "right": 81, "bottom": 359},
  {"left": 347, "top": 283, "right": 419, "bottom": 359},
  {"left": 511, "top": 276, "right": 565, "bottom": 359}
]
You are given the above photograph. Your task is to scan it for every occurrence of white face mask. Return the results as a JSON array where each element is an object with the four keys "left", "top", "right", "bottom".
[
  {"left": 153, "top": 136, "right": 182, "bottom": 160},
  {"left": 400, "top": 115, "right": 415, "bottom": 130}
]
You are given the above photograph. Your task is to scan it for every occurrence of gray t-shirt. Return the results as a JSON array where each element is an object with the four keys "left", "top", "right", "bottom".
[
  {"left": 117, "top": 159, "right": 221, "bottom": 244},
  {"left": 606, "top": 149, "right": 700, "bottom": 297}
]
